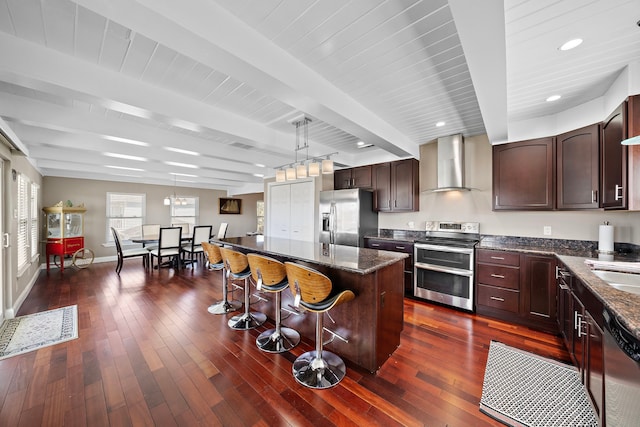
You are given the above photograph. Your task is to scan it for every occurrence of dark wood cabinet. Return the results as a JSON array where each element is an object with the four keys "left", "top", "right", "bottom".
[
  {"left": 493, "top": 138, "right": 555, "bottom": 210},
  {"left": 585, "top": 312, "right": 604, "bottom": 422},
  {"left": 476, "top": 249, "right": 556, "bottom": 333},
  {"left": 334, "top": 166, "right": 372, "bottom": 190},
  {"left": 521, "top": 254, "right": 557, "bottom": 330},
  {"left": 601, "top": 103, "right": 627, "bottom": 209},
  {"left": 364, "top": 238, "right": 414, "bottom": 297},
  {"left": 556, "top": 124, "right": 600, "bottom": 209},
  {"left": 372, "top": 159, "right": 419, "bottom": 212}
]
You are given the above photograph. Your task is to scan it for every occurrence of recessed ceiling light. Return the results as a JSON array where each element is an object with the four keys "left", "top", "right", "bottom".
[
  {"left": 165, "top": 147, "right": 199, "bottom": 156},
  {"left": 546, "top": 95, "right": 562, "bottom": 102},
  {"left": 253, "top": 173, "right": 265, "bottom": 178},
  {"left": 165, "top": 161, "right": 198, "bottom": 169},
  {"left": 255, "top": 163, "right": 266, "bottom": 168},
  {"left": 436, "top": 121, "right": 446, "bottom": 127},
  {"left": 357, "top": 141, "right": 365, "bottom": 146},
  {"left": 559, "top": 38, "right": 583, "bottom": 51},
  {"left": 103, "top": 152, "right": 147, "bottom": 161}
]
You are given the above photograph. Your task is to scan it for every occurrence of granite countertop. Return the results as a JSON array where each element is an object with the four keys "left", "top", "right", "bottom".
[
  {"left": 478, "top": 238, "right": 640, "bottom": 340},
  {"left": 213, "top": 235, "right": 407, "bottom": 275}
]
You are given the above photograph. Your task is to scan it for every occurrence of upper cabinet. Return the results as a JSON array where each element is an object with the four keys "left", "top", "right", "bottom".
[
  {"left": 372, "top": 159, "right": 419, "bottom": 212},
  {"left": 600, "top": 103, "right": 627, "bottom": 209},
  {"left": 493, "top": 138, "right": 555, "bottom": 210},
  {"left": 334, "top": 165, "right": 372, "bottom": 190},
  {"left": 556, "top": 124, "right": 600, "bottom": 210}
]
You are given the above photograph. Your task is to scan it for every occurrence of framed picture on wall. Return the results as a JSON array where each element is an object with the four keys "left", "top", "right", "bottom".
[{"left": 219, "top": 198, "right": 241, "bottom": 214}]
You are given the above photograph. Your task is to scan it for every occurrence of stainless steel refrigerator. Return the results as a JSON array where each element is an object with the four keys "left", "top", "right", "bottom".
[{"left": 319, "top": 188, "right": 378, "bottom": 247}]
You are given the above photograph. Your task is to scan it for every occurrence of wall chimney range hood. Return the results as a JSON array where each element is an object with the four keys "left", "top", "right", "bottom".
[{"left": 430, "top": 134, "right": 471, "bottom": 192}]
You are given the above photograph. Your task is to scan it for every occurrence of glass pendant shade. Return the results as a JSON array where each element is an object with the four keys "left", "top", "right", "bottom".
[
  {"left": 296, "top": 163, "right": 307, "bottom": 178},
  {"left": 163, "top": 196, "right": 171, "bottom": 206},
  {"left": 308, "top": 161, "right": 320, "bottom": 176},
  {"left": 275, "top": 169, "right": 286, "bottom": 182},
  {"left": 285, "top": 167, "right": 296, "bottom": 181},
  {"left": 322, "top": 158, "right": 334, "bottom": 174}
]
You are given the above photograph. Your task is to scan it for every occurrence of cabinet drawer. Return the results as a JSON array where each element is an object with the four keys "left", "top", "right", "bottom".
[
  {"left": 365, "top": 239, "right": 413, "bottom": 254},
  {"left": 477, "top": 249, "right": 520, "bottom": 267},
  {"left": 477, "top": 285, "right": 519, "bottom": 313},
  {"left": 477, "top": 264, "right": 520, "bottom": 289}
]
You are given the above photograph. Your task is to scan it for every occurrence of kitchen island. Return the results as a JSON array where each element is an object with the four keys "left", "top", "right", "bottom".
[{"left": 212, "top": 235, "right": 407, "bottom": 373}]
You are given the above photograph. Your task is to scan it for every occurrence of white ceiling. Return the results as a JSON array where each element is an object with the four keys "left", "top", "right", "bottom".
[{"left": 0, "top": 0, "right": 638, "bottom": 193}]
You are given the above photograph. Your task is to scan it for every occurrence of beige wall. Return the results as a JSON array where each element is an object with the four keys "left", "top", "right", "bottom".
[
  {"left": 379, "top": 134, "right": 640, "bottom": 245},
  {"left": 42, "top": 177, "right": 263, "bottom": 258}
]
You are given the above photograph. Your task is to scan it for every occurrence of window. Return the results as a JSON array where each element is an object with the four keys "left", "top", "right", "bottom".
[
  {"left": 30, "top": 183, "right": 39, "bottom": 259},
  {"left": 106, "top": 193, "right": 145, "bottom": 241},
  {"left": 17, "top": 174, "right": 29, "bottom": 271},
  {"left": 256, "top": 200, "right": 264, "bottom": 234},
  {"left": 170, "top": 197, "right": 198, "bottom": 233}
]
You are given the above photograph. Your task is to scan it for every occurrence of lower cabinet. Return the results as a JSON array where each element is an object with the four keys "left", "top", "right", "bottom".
[
  {"left": 364, "top": 238, "right": 414, "bottom": 297},
  {"left": 556, "top": 261, "right": 605, "bottom": 424},
  {"left": 476, "top": 249, "right": 557, "bottom": 332}
]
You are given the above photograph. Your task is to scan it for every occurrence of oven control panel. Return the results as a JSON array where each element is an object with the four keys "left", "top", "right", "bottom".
[{"left": 425, "top": 221, "right": 479, "bottom": 234}]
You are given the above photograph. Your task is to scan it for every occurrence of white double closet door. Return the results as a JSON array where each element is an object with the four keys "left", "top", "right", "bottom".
[{"left": 268, "top": 179, "right": 315, "bottom": 241}]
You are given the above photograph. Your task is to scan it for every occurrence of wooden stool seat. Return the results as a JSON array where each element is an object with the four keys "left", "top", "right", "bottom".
[
  {"left": 285, "top": 262, "right": 355, "bottom": 389},
  {"left": 247, "top": 254, "right": 300, "bottom": 353},
  {"left": 220, "top": 248, "right": 266, "bottom": 330},
  {"left": 202, "top": 242, "right": 241, "bottom": 314}
]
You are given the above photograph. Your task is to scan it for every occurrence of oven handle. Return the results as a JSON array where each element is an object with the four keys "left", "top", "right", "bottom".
[
  {"left": 414, "top": 262, "right": 473, "bottom": 277},
  {"left": 415, "top": 243, "right": 475, "bottom": 255}
]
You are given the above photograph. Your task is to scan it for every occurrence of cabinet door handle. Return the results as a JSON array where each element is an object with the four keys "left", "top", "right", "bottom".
[
  {"left": 490, "top": 256, "right": 505, "bottom": 260},
  {"left": 395, "top": 246, "right": 405, "bottom": 250},
  {"left": 371, "top": 243, "right": 380, "bottom": 247},
  {"left": 490, "top": 274, "right": 505, "bottom": 279},
  {"left": 615, "top": 184, "right": 624, "bottom": 201},
  {"left": 490, "top": 296, "right": 505, "bottom": 302},
  {"left": 591, "top": 190, "right": 598, "bottom": 203}
]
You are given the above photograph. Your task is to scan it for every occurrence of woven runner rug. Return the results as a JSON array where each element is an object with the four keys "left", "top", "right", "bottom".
[
  {"left": 480, "top": 341, "right": 598, "bottom": 427},
  {"left": 0, "top": 305, "right": 78, "bottom": 360}
]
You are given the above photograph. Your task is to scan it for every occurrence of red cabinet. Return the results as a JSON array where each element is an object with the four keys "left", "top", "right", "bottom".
[{"left": 43, "top": 205, "right": 86, "bottom": 273}]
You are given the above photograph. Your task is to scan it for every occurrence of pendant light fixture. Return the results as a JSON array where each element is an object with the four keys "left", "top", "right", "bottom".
[
  {"left": 164, "top": 174, "right": 186, "bottom": 206},
  {"left": 273, "top": 115, "right": 337, "bottom": 182}
]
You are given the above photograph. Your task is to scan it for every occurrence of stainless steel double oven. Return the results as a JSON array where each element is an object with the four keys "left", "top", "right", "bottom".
[{"left": 414, "top": 221, "right": 479, "bottom": 311}]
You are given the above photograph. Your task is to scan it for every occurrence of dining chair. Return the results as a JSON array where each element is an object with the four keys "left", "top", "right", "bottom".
[
  {"left": 172, "top": 223, "right": 190, "bottom": 236},
  {"left": 141, "top": 223, "right": 161, "bottom": 250},
  {"left": 149, "top": 227, "right": 183, "bottom": 271},
  {"left": 217, "top": 223, "right": 228, "bottom": 239},
  {"left": 111, "top": 227, "right": 150, "bottom": 275},
  {"left": 182, "top": 225, "right": 212, "bottom": 268}
]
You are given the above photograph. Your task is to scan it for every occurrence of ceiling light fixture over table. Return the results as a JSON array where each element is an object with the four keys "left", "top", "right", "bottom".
[
  {"left": 275, "top": 116, "right": 336, "bottom": 182},
  {"left": 164, "top": 174, "right": 187, "bottom": 206}
]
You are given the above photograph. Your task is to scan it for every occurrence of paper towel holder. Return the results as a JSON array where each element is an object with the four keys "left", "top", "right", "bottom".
[{"left": 597, "top": 221, "right": 615, "bottom": 254}]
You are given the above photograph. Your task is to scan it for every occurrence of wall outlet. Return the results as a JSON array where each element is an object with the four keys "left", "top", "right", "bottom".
[
  {"left": 543, "top": 226, "right": 552, "bottom": 236},
  {"left": 407, "top": 221, "right": 415, "bottom": 229}
]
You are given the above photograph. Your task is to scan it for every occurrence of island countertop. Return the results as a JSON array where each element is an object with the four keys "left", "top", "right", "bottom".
[{"left": 213, "top": 235, "right": 408, "bottom": 275}]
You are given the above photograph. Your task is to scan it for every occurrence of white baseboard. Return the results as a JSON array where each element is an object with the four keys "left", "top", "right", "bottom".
[{"left": 6, "top": 268, "right": 40, "bottom": 319}]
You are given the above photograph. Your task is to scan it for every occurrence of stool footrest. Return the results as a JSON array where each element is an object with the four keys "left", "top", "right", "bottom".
[{"left": 322, "top": 327, "right": 349, "bottom": 345}]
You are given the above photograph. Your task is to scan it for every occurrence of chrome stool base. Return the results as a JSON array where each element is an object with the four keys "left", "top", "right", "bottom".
[
  {"left": 228, "top": 311, "right": 267, "bottom": 330},
  {"left": 292, "top": 350, "right": 346, "bottom": 389},
  {"left": 256, "top": 327, "right": 300, "bottom": 353},
  {"left": 207, "top": 300, "right": 242, "bottom": 315}
]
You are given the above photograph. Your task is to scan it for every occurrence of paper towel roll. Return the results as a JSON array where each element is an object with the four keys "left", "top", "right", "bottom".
[{"left": 598, "top": 224, "right": 614, "bottom": 253}]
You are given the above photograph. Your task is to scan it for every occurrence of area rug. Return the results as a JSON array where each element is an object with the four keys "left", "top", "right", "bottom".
[
  {"left": 480, "top": 341, "right": 598, "bottom": 427},
  {"left": 0, "top": 305, "right": 78, "bottom": 360}
]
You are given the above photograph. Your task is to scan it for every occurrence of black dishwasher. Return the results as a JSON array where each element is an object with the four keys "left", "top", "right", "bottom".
[{"left": 603, "top": 308, "right": 640, "bottom": 426}]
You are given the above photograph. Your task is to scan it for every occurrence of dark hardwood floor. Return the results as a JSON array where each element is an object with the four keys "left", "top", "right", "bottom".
[{"left": 0, "top": 259, "right": 570, "bottom": 426}]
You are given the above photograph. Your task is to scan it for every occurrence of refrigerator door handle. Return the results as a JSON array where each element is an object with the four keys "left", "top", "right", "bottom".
[{"left": 329, "top": 202, "right": 337, "bottom": 244}]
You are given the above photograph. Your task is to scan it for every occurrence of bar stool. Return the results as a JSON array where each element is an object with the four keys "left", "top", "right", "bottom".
[
  {"left": 284, "top": 262, "right": 355, "bottom": 389},
  {"left": 219, "top": 248, "right": 266, "bottom": 330},
  {"left": 247, "top": 254, "right": 300, "bottom": 353},
  {"left": 202, "top": 242, "right": 241, "bottom": 315}
]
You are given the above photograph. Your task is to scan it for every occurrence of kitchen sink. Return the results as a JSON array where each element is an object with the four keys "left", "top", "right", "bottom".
[{"left": 592, "top": 270, "right": 640, "bottom": 295}]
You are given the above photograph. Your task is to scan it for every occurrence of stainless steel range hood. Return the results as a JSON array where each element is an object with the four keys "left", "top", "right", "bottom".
[{"left": 433, "top": 134, "right": 470, "bottom": 192}]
